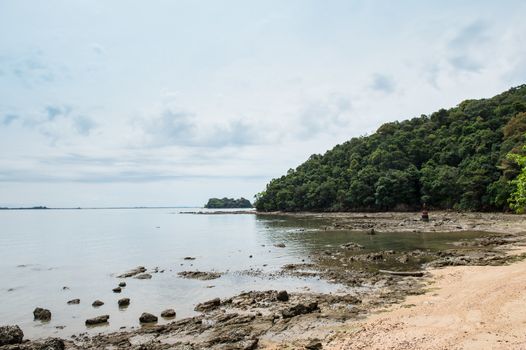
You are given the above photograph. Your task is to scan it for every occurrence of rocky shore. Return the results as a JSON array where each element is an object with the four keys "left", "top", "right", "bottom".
[{"left": 1, "top": 212, "right": 525, "bottom": 349}]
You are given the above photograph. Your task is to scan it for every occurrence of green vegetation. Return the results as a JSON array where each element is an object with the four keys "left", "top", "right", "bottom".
[
  {"left": 255, "top": 85, "right": 526, "bottom": 212},
  {"left": 205, "top": 197, "right": 253, "bottom": 209},
  {"left": 508, "top": 149, "right": 526, "bottom": 213}
]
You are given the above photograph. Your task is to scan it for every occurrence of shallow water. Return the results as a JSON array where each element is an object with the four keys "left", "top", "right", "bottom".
[{"left": 0, "top": 209, "right": 486, "bottom": 339}]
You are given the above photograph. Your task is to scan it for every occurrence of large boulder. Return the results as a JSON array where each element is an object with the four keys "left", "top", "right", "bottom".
[
  {"left": 33, "top": 307, "right": 52, "bottom": 321},
  {"left": 139, "top": 312, "right": 158, "bottom": 323},
  {"left": 0, "top": 325, "right": 23, "bottom": 345},
  {"left": 85, "top": 315, "right": 109, "bottom": 325}
]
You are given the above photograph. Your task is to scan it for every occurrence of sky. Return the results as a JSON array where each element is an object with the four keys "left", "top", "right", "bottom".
[{"left": 1, "top": 0, "right": 526, "bottom": 207}]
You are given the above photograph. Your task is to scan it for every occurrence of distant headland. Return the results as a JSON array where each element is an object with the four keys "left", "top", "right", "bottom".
[{"left": 204, "top": 197, "right": 253, "bottom": 209}]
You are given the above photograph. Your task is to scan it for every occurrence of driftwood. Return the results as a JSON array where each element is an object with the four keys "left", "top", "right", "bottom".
[{"left": 379, "top": 269, "right": 424, "bottom": 277}]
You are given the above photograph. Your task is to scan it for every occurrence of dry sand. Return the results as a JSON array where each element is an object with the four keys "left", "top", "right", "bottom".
[{"left": 326, "top": 247, "right": 526, "bottom": 350}]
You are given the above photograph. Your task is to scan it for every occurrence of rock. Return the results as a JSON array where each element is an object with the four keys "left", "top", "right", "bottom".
[
  {"left": 92, "top": 300, "right": 104, "bottom": 307},
  {"left": 274, "top": 243, "right": 286, "bottom": 248},
  {"left": 39, "top": 338, "right": 65, "bottom": 350},
  {"left": 161, "top": 309, "right": 176, "bottom": 318},
  {"left": 85, "top": 315, "right": 109, "bottom": 325},
  {"left": 341, "top": 242, "right": 364, "bottom": 250},
  {"left": 134, "top": 273, "right": 152, "bottom": 280},
  {"left": 118, "top": 298, "right": 130, "bottom": 307},
  {"left": 368, "top": 228, "right": 376, "bottom": 235},
  {"left": 282, "top": 302, "right": 319, "bottom": 318},
  {"left": 305, "top": 340, "right": 323, "bottom": 350},
  {"left": 112, "top": 287, "right": 122, "bottom": 293},
  {"left": 0, "top": 325, "right": 23, "bottom": 345},
  {"left": 195, "top": 297, "right": 221, "bottom": 312},
  {"left": 276, "top": 290, "right": 289, "bottom": 302},
  {"left": 178, "top": 271, "right": 222, "bottom": 280},
  {"left": 67, "top": 299, "right": 80, "bottom": 305},
  {"left": 33, "top": 307, "right": 52, "bottom": 321},
  {"left": 184, "top": 257, "right": 196, "bottom": 260},
  {"left": 139, "top": 312, "right": 158, "bottom": 323},
  {"left": 118, "top": 282, "right": 126, "bottom": 287},
  {"left": 117, "top": 266, "right": 146, "bottom": 278}
]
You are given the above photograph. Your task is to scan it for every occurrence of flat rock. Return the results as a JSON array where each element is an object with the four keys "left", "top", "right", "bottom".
[
  {"left": 112, "top": 287, "right": 122, "bottom": 293},
  {"left": 139, "top": 312, "right": 158, "bottom": 323},
  {"left": 33, "top": 307, "right": 51, "bottom": 321},
  {"left": 274, "top": 243, "right": 286, "bottom": 248},
  {"left": 282, "top": 302, "right": 319, "bottom": 318},
  {"left": 134, "top": 273, "right": 152, "bottom": 280},
  {"left": 178, "top": 271, "right": 221, "bottom": 280},
  {"left": 195, "top": 297, "right": 221, "bottom": 312},
  {"left": 117, "top": 266, "right": 146, "bottom": 278},
  {"left": 118, "top": 282, "right": 126, "bottom": 287},
  {"left": 39, "top": 338, "right": 65, "bottom": 350},
  {"left": 85, "top": 315, "right": 109, "bottom": 325},
  {"left": 0, "top": 325, "right": 23, "bottom": 345},
  {"left": 67, "top": 299, "right": 80, "bottom": 305}
]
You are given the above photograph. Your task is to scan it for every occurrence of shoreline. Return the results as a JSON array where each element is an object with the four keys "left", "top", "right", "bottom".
[{"left": 1, "top": 212, "right": 525, "bottom": 349}]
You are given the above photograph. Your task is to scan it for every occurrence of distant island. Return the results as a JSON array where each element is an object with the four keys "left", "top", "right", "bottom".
[
  {"left": 204, "top": 197, "right": 253, "bottom": 209},
  {"left": 0, "top": 206, "right": 49, "bottom": 210}
]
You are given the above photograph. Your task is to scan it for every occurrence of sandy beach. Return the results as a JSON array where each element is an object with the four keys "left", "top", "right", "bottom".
[{"left": 326, "top": 247, "right": 526, "bottom": 350}]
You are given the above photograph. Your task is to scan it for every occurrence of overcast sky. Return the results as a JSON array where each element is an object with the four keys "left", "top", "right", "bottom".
[{"left": 1, "top": 0, "right": 526, "bottom": 207}]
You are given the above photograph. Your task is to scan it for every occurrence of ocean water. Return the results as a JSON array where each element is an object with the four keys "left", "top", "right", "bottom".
[{"left": 0, "top": 209, "right": 485, "bottom": 339}]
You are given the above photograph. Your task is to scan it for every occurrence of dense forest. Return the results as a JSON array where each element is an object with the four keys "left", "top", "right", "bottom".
[
  {"left": 204, "top": 197, "right": 253, "bottom": 209},
  {"left": 255, "top": 85, "right": 526, "bottom": 212}
]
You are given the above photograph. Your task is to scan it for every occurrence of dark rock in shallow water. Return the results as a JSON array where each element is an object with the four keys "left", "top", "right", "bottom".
[
  {"left": 161, "top": 309, "right": 176, "bottom": 318},
  {"left": 134, "top": 273, "right": 152, "bottom": 280},
  {"left": 92, "top": 300, "right": 104, "bottom": 307},
  {"left": 282, "top": 302, "right": 319, "bottom": 318},
  {"left": 178, "top": 271, "right": 221, "bottom": 280},
  {"left": 195, "top": 298, "right": 221, "bottom": 312},
  {"left": 118, "top": 298, "right": 130, "bottom": 307},
  {"left": 276, "top": 290, "right": 289, "bottom": 302},
  {"left": 274, "top": 243, "right": 286, "bottom": 248},
  {"left": 118, "top": 281, "right": 126, "bottom": 287},
  {"left": 184, "top": 256, "right": 196, "bottom": 260},
  {"left": 85, "top": 315, "right": 109, "bottom": 325},
  {"left": 67, "top": 299, "right": 80, "bottom": 305},
  {"left": 117, "top": 266, "right": 146, "bottom": 278},
  {"left": 112, "top": 287, "right": 122, "bottom": 293},
  {"left": 33, "top": 307, "right": 51, "bottom": 321},
  {"left": 139, "top": 312, "right": 158, "bottom": 323},
  {"left": 0, "top": 325, "right": 23, "bottom": 345}
]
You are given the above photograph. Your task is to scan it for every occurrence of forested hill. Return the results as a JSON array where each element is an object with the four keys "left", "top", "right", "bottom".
[{"left": 255, "top": 85, "right": 526, "bottom": 212}]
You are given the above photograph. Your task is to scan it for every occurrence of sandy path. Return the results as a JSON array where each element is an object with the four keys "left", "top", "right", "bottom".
[{"left": 326, "top": 250, "right": 526, "bottom": 350}]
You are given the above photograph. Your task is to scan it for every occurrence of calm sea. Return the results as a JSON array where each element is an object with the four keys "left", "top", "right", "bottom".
[{"left": 0, "top": 208, "right": 483, "bottom": 339}]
